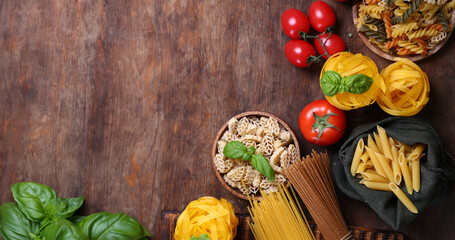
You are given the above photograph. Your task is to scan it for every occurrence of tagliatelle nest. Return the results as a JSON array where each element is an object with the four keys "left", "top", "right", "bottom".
[
  {"left": 320, "top": 52, "right": 386, "bottom": 110},
  {"left": 377, "top": 57, "right": 430, "bottom": 116},
  {"left": 174, "top": 197, "right": 239, "bottom": 240}
]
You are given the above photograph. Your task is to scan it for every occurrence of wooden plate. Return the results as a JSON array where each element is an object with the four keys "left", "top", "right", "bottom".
[
  {"left": 211, "top": 111, "right": 300, "bottom": 200},
  {"left": 352, "top": 2, "right": 455, "bottom": 61}
]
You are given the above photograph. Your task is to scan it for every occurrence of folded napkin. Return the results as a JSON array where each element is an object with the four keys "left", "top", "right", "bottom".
[{"left": 332, "top": 117, "right": 455, "bottom": 229}]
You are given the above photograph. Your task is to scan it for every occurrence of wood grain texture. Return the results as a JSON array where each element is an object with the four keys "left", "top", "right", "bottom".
[{"left": 0, "top": 1, "right": 454, "bottom": 240}]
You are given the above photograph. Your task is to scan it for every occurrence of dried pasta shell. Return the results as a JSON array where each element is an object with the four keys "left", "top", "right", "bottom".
[
  {"left": 240, "top": 135, "right": 262, "bottom": 143},
  {"left": 217, "top": 140, "right": 227, "bottom": 156},
  {"left": 270, "top": 146, "right": 285, "bottom": 165}
]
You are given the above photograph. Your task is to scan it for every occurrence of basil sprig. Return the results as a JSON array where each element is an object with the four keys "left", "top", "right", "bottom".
[
  {"left": 191, "top": 234, "right": 210, "bottom": 240},
  {"left": 0, "top": 182, "right": 151, "bottom": 240},
  {"left": 320, "top": 71, "right": 374, "bottom": 97},
  {"left": 223, "top": 141, "right": 275, "bottom": 182}
]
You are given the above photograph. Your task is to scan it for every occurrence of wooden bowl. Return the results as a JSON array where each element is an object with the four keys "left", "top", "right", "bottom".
[
  {"left": 211, "top": 111, "right": 300, "bottom": 200},
  {"left": 352, "top": 3, "right": 455, "bottom": 61}
]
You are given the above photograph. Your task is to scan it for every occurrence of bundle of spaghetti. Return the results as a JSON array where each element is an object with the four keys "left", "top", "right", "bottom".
[
  {"left": 320, "top": 52, "right": 386, "bottom": 111},
  {"left": 247, "top": 184, "right": 315, "bottom": 240},
  {"left": 377, "top": 57, "right": 430, "bottom": 116},
  {"left": 286, "top": 151, "right": 354, "bottom": 240}
]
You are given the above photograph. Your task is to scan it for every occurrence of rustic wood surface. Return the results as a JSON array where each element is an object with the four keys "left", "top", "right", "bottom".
[{"left": 0, "top": 1, "right": 454, "bottom": 239}]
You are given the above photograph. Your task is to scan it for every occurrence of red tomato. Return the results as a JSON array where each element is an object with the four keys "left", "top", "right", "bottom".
[
  {"left": 308, "top": 1, "right": 336, "bottom": 32},
  {"left": 299, "top": 99, "right": 346, "bottom": 146},
  {"left": 284, "top": 39, "right": 316, "bottom": 68},
  {"left": 314, "top": 33, "right": 346, "bottom": 59},
  {"left": 281, "top": 9, "right": 311, "bottom": 39}
]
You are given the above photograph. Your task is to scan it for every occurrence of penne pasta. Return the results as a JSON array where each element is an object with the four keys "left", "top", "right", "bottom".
[
  {"left": 364, "top": 160, "right": 373, "bottom": 168},
  {"left": 391, "top": 145, "right": 402, "bottom": 185},
  {"left": 361, "top": 172, "right": 390, "bottom": 183},
  {"left": 351, "top": 139, "right": 365, "bottom": 176},
  {"left": 412, "top": 159, "right": 420, "bottom": 192},
  {"left": 377, "top": 126, "right": 393, "bottom": 160},
  {"left": 373, "top": 132, "right": 384, "bottom": 154},
  {"left": 409, "top": 143, "right": 426, "bottom": 161},
  {"left": 398, "top": 152, "right": 413, "bottom": 194},
  {"left": 368, "top": 134, "right": 381, "bottom": 153},
  {"left": 403, "top": 143, "right": 413, "bottom": 153},
  {"left": 360, "top": 152, "right": 370, "bottom": 163},
  {"left": 375, "top": 152, "right": 395, "bottom": 182},
  {"left": 365, "top": 146, "right": 387, "bottom": 177},
  {"left": 389, "top": 183, "right": 418, "bottom": 214},
  {"left": 364, "top": 181, "right": 392, "bottom": 191},
  {"left": 356, "top": 162, "right": 368, "bottom": 173}
]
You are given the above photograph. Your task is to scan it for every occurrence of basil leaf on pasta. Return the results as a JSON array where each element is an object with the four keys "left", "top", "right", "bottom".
[
  {"left": 320, "top": 71, "right": 342, "bottom": 97},
  {"left": 252, "top": 154, "right": 275, "bottom": 182},
  {"left": 341, "top": 74, "right": 373, "bottom": 95},
  {"left": 223, "top": 141, "right": 248, "bottom": 159}
]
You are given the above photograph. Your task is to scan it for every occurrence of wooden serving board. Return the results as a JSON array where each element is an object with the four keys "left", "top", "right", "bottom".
[{"left": 160, "top": 211, "right": 404, "bottom": 240}]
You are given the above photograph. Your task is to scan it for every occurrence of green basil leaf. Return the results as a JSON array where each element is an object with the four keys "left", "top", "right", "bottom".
[
  {"left": 223, "top": 141, "right": 248, "bottom": 159},
  {"left": 251, "top": 154, "right": 275, "bottom": 182},
  {"left": 47, "top": 196, "right": 84, "bottom": 219},
  {"left": 190, "top": 236, "right": 199, "bottom": 240},
  {"left": 40, "top": 218, "right": 87, "bottom": 240},
  {"left": 247, "top": 146, "right": 256, "bottom": 156},
  {"left": 199, "top": 234, "right": 210, "bottom": 240},
  {"left": 68, "top": 215, "right": 86, "bottom": 225},
  {"left": 0, "top": 202, "right": 40, "bottom": 240},
  {"left": 77, "top": 212, "right": 152, "bottom": 240},
  {"left": 340, "top": 74, "right": 373, "bottom": 95},
  {"left": 320, "top": 71, "right": 342, "bottom": 97},
  {"left": 11, "top": 182, "right": 57, "bottom": 222}
]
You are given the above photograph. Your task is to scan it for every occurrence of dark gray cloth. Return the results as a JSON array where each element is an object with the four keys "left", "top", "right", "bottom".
[{"left": 332, "top": 117, "right": 455, "bottom": 229}]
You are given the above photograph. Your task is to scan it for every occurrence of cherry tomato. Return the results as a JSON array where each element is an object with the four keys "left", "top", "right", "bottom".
[
  {"left": 284, "top": 39, "right": 316, "bottom": 68},
  {"left": 308, "top": 1, "right": 336, "bottom": 32},
  {"left": 314, "top": 33, "right": 346, "bottom": 59},
  {"left": 281, "top": 9, "right": 311, "bottom": 39},
  {"left": 299, "top": 99, "right": 346, "bottom": 146}
]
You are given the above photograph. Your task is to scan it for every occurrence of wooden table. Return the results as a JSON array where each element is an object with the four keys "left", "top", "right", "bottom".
[{"left": 1, "top": 1, "right": 454, "bottom": 239}]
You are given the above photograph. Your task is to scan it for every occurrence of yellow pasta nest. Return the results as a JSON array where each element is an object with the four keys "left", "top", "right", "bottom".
[
  {"left": 174, "top": 197, "right": 239, "bottom": 240},
  {"left": 320, "top": 52, "right": 386, "bottom": 110},
  {"left": 377, "top": 58, "right": 430, "bottom": 116}
]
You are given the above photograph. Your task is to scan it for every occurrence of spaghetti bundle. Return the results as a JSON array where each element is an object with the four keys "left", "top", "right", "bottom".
[
  {"left": 286, "top": 151, "right": 353, "bottom": 240},
  {"left": 247, "top": 185, "right": 315, "bottom": 240}
]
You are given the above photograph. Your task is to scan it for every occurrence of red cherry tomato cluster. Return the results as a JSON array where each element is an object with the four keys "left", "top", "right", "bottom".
[{"left": 281, "top": 1, "right": 346, "bottom": 68}]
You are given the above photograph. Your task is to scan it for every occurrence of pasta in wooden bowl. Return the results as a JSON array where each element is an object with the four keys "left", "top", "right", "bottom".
[
  {"left": 353, "top": 0, "right": 455, "bottom": 61},
  {"left": 212, "top": 111, "right": 300, "bottom": 200}
]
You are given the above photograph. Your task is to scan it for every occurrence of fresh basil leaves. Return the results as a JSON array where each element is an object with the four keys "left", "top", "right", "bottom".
[
  {"left": 191, "top": 234, "right": 210, "bottom": 240},
  {"left": 0, "top": 182, "right": 151, "bottom": 240},
  {"left": 320, "top": 71, "right": 373, "bottom": 97},
  {"left": 77, "top": 212, "right": 151, "bottom": 240},
  {"left": 11, "top": 182, "right": 57, "bottom": 222},
  {"left": 40, "top": 218, "right": 87, "bottom": 240},
  {"left": 0, "top": 202, "right": 40, "bottom": 240},
  {"left": 224, "top": 141, "right": 275, "bottom": 181}
]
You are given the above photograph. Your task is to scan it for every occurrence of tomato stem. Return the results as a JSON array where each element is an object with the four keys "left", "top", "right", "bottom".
[
  {"left": 300, "top": 26, "right": 334, "bottom": 63},
  {"left": 312, "top": 111, "right": 340, "bottom": 143}
]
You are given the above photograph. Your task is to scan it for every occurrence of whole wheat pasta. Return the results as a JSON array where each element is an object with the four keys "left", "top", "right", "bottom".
[{"left": 287, "top": 151, "right": 354, "bottom": 240}]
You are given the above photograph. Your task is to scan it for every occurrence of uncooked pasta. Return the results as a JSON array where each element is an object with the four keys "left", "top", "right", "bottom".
[
  {"left": 286, "top": 151, "right": 354, "bottom": 240},
  {"left": 247, "top": 184, "right": 315, "bottom": 240}
]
